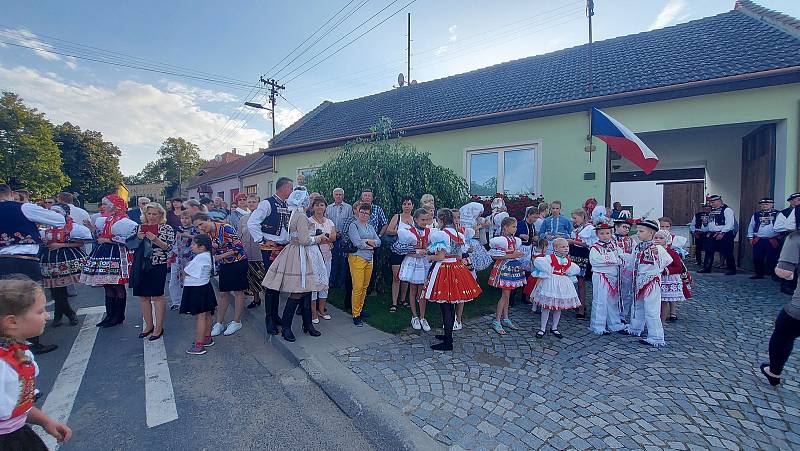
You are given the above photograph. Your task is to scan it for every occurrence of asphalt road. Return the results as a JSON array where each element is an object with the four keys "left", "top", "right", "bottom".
[{"left": 33, "top": 284, "right": 374, "bottom": 451}]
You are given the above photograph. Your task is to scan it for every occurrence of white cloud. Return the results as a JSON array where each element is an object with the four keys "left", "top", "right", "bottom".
[
  {"left": 0, "top": 64, "right": 272, "bottom": 174},
  {"left": 448, "top": 25, "right": 458, "bottom": 42},
  {"left": 164, "top": 81, "right": 237, "bottom": 103},
  {"left": 648, "top": 0, "right": 689, "bottom": 31},
  {"left": 435, "top": 45, "right": 449, "bottom": 56},
  {"left": 0, "top": 28, "right": 75, "bottom": 68}
]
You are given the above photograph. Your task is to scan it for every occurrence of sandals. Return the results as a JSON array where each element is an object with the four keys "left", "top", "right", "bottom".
[
  {"left": 389, "top": 304, "right": 398, "bottom": 313},
  {"left": 491, "top": 320, "right": 506, "bottom": 335},
  {"left": 501, "top": 318, "right": 519, "bottom": 330},
  {"left": 536, "top": 330, "right": 545, "bottom": 339},
  {"left": 551, "top": 329, "right": 563, "bottom": 339},
  {"left": 668, "top": 314, "right": 678, "bottom": 322}
]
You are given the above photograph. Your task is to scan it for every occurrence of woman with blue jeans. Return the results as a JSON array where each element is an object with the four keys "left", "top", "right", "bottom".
[{"left": 348, "top": 203, "right": 381, "bottom": 327}]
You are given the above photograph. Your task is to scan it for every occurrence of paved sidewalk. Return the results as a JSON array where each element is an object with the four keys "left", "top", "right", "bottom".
[{"left": 324, "top": 273, "right": 800, "bottom": 450}]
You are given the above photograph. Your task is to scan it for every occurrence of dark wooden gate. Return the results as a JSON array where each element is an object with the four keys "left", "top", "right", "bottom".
[
  {"left": 738, "top": 124, "right": 776, "bottom": 269},
  {"left": 662, "top": 181, "right": 704, "bottom": 225}
]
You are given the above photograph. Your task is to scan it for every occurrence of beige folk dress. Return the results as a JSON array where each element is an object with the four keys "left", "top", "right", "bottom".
[{"left": 262, "top": 209, "right": 328, "bottom": 293}]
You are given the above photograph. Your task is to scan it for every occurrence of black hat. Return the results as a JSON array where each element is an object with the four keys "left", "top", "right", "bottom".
[
  {"left": 707, "top": 195, "right": 721, "bottom": 201},
  {"left": 638, "top": 218, "right": 660, "bottom": 231},
  {"left": 759, "top": 197, "right": 774, "bottom": 204},
  {"left": 787, "top": 193, "right": 800, "bottom": 201}
]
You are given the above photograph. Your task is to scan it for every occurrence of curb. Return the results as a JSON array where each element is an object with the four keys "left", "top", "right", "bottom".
[{"left": 233, "top": 290, "right": 443, "bottom": 451}]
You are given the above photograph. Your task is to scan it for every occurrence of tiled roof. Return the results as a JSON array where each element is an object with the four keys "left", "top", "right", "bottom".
[
  {"left": 269, "top": 4, "right": 800, "bottom": 152},
  {"left": 186, "top": 152, "right": 262, "bottom": 188},
  {"left": 239, "top": 152, "right": 274, "bottom": 177}
]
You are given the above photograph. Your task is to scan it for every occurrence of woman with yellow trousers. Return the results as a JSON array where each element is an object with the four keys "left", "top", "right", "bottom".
[{"left": 347, "top": 203, "right": 381, "bottom": 327}]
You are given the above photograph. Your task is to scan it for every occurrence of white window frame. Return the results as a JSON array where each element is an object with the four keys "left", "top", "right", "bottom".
[
  {"left": 464, "top": 140, "right": 542, "bottom": 197},
  {"left": 297, "top": 166, "right": 320, "bottom": 184}
]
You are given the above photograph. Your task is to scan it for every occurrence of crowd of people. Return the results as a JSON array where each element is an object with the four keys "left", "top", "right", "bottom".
[{"left": 2, "top": 179, "right": 800, "bottom": 448}]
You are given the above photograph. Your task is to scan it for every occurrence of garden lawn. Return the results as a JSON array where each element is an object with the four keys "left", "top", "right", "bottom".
[{"left": 326, "top": 272, "right": 518, "bottom": 334}]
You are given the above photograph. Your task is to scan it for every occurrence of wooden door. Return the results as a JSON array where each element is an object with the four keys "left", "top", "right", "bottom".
[
  {"left": 662, "top": 181, "right": 704, "bottom": 225},
  {"left": 738, "top": 124, "right": 776, "bottom": 268}
]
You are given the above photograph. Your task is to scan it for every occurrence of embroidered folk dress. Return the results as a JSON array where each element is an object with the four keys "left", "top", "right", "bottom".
[
  {"left": 531, "top": 254, "right": 581, "bottom": 310},
  {"left": 262, "top": 210, "right": 328, "bottom": 294},
  {"left": 660, "top": 245, "right": 686, "bottom": 303},
  {"left": 488, "top": 236, "right": 526, "bottom": 289},
  {"left": 38, "top": 220, "right": 92, "bottom": 288},
  {"left": 422, "top": 228, "right": 482, "bottom": 304},
  {"left": 588, "top": 240, "right": 625, "bottom": 334},
  {"left": 626, "top": 242, "right": 673, "bottom": 346},
  {"left": 397, "top": 226, "right": 432, "bottom": 285},
  {"left": 80, "top": 215, "right": 138, "bottom": 286}
]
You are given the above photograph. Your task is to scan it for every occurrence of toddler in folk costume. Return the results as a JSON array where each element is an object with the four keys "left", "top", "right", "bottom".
[
  {"left": 488, "top": 217, "right": 526, "bottom": 334},
  {"left": 531, "top": 237, "right": 581, "bottom": 339},
  {"left": 624, "top": 219, "right": 673, "bottom": 347},
  {"left": 588, "top": 217, "right": 626, "bottom": 335}
]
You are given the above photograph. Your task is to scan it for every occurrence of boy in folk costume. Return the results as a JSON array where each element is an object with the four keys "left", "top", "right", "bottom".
[
  {"left": 613, "top": 218, "right": 638, "bottom": 323},
  {"left": 589, "top": 217, "right": 625, "bottom": 335},
  {"left": 624, "top": 219, "right": 673, "bottom": 347}
]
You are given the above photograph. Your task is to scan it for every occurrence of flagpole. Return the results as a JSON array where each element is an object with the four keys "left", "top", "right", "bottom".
[{"left": 585, "top": 0, "right": 595, "bottom": 164}]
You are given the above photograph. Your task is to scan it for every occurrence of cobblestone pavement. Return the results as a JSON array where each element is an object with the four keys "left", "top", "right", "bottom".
[{"left": 335, "top": 272, "right": 800, "bottom": 450}]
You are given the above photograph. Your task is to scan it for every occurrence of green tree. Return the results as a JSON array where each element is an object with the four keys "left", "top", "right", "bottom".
[
  {"left": 307, "top": 117, "right": 469, "bottom": 218},
  {"left": 55, "top": 122, "right": 124, "bottom": 203},
  {"left": 129, "top": 137, "right": 204, "bottom": 195},
  {"left": 0, "top": 92, "right": 70, "bottom": 197}
]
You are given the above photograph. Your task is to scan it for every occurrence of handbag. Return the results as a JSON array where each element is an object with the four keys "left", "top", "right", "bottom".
[
  {"left": 680, "top": 260, "right": 693, "bottom": 299},
  {"left": 381, "top": 214, "right": 400, "bottom": 247}
]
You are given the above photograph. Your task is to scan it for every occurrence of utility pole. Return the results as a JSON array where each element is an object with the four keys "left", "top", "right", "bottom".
[
  {"left": 407, "top": 12, "right": 411, "bottom": 84},
  {"left": 259, "top": 76, "right": 285, "bottom": 139}
]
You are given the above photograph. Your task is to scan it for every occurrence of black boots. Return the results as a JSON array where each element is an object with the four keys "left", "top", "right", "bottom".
[
  {"left": 29, "top": 336, "right": 58, "bottom": 355},
  {"left": 301, "top": 294, "right": 321, "bottom": 337},
  {"left": 281, "top": 296, "right": 301, "bottom": 342},
  {"left": 431, "top": 303, "right": 455, "bottom": 351},
  {"left": 96, "top": 296, "right": 115, "bottom": 327},
  {"left": 51, "top": 288, "right": 78, "bottom": 327},
  {"left": 98, "top": 296, "right": 126, "bottom": 328},
  {"left": 264, "top": 290, "right": 281, "bottom": 335}
]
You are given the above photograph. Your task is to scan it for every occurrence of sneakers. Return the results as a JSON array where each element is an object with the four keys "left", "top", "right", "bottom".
[
  {"left": 223, "top": 321, "right": 242, "bottom": 336},
  {"left": 353, "top": 316, "right": 364, "bottom": 327},
  {"left": 210, "top": 322, "right": 225, "bottom": 337},
  {"left": 203, "top": 337, "right": 215, "bottom": 347},
  {"left": 312, "top": 318, "right": 320, "bottom": 324},
  {"left": 186, "top": 344, "right": 207, "bottom": 355},
  {"left": 321, "top": 313, "right": 332, "bottom": 320},
  {"left": 411, "top": 317, "right": 422, "bottom": 330},
  {"left": 501, "top": 318, "right": 519, "bottom": 330},
  {"left": 453, "top": 320, "right": 463, "bottom": 331},
  {"left": 420, "top": 318, "right": 431, "bottom": 332}
]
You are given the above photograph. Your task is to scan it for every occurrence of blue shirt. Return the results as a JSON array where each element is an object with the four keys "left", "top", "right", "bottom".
[{"left": 538, "top": 215, "right": 573, "bottom": 239}]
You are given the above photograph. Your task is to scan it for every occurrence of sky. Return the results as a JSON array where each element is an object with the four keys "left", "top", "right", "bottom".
[{"left": 2, "top": 0, "right": 798, "bottom": 176}]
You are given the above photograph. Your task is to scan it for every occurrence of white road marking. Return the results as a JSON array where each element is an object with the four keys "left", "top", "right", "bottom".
[
  {"left": 143, "top": 319, "right": 178, "bottom": 428},
  {"left": 38, "top": 311, "right": 104, "bottom": 450}
]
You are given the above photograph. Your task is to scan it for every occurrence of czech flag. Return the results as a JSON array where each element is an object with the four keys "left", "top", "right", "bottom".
[{"left": 591, "top": 108, "right": 659, "bottom": 174}]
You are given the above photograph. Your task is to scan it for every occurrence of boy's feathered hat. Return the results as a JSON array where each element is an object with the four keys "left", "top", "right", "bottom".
[{"left": 594, "top": 217, "right": 615, "bottom": 231}]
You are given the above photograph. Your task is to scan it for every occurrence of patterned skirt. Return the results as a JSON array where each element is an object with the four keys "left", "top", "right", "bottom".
[
  {"left": 532, "top": 277, "right": 581, "bottom": 310},
  {"left": 468, "top": 239, "right": 493, "bottom": 272},
  {"left": 80, "top": 242, "right": 131, "bottom": 286},
  {"left": 39, "top": 246, "right": 88, "bottom": 288},
  {"left": 661, "top": 274, "right": 685, "bottom": 302},
  {"left": 488, "top": 260, "right": 526, "bottom": 289},
  {"left": 423, "top": 258, "right": 482, "bottom": 303}
]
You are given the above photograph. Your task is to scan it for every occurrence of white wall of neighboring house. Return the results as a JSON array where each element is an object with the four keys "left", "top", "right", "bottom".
[
  {"left": 240, "top": 171, "right": 275, "bottom": 200},
  {"left": 188, "top": 178, "right": 241, "bottom": 201}
]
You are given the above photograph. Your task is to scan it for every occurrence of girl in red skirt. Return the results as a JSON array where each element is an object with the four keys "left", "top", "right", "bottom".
[{"left": 423, "top": 209, "right": 482, "bottom": 351}]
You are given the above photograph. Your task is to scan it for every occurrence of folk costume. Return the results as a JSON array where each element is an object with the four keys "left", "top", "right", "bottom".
[
  {"left": 0, "top": 199, "right": 65, "bottom": 281},
  {"left": 0, "top": 340, "right": 47, "bottom": 451},
  {"left": 701, "top": 195, "right": 737, "bottom": 275},
  {"left": 531, "top": 252, "right": 580, "bottom": 338},
  {"left": 589, "top": 219, "right": 625, "bottom": 335},
  {"left": 459, "top": 202, "right": 493, "bottom": 273},
  {"left": 569, "top": 222, "right": 596, "bottom": 278},
  {"left": 689, "top": 206, "right": 711, "bottom": 265},
  {"left": 248, "top": 193, "right": 291, "bottom": 335},
  {"left": 747, "top": 198, "right": 779, "bottom": 279},
  {"left": 81, "top": 194, "right": 137, "bottom": 327},
  {"left": 626, "top": 220, "right": 673, "bottom": 347},
  {"left": 397, "top": 225, "right": 432, "bottom": 285},
  {"left": 488, "top": 236, "right": 526, "bottom": 289},
  {"left": 38, "top": 205, "right": 92, "bottom": 326},
  {"left": 773, "top": 193, "right": 800, "bottom": 294},
  {"left": 262, "top": 188, "right": 327, "bottom": 341},
  {"left": 424, "top": 226, "right": 482, "bottom": 350}
]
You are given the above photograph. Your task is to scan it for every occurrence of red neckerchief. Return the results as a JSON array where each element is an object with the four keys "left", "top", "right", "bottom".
[
  {"left": 45, "top": 216, "right": 74, "bottom": 243},
  {"left": 0, "top": 341, "right": 35, "bottom": 418},
  {"left": 442, "top": 229, "right": 464, "bottom": 245},
  {"left": 504, "top": 236, "right": 516, "bottom": 254},
  {"left": 410, "top": 227, "right": 430, "bottom": 249},
  {"left": 100, "top": 214, "right": 124, "bottom": 239},
  {"left": 550, "top": 253, "right": 572, "bottom": 275}
]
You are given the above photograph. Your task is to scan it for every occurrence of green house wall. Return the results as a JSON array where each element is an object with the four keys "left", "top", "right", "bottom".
[{"left": 273, "top": 83, "right": 800, "bottom": 208}]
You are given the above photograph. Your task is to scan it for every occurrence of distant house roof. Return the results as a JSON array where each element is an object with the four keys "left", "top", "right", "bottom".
[
  {"left": 239, "top": 152, "right": 274, "bottom": 177},
  {"left": 186, "top": 152, "right": 262, "bottom": 189},
  {"left": 268, "top": 1, "right": 800, "bottom": 155}
]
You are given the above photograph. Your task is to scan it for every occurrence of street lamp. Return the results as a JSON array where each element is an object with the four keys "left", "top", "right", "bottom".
[{"left": 244, "top": 102, "right": 271, "bottom": 110}]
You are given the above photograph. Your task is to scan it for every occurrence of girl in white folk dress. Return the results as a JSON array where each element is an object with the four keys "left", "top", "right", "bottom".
[
  {"left": 531, "top": 237, "right": 581, "bottom": 339},
  {"left": 397, "top": 208, "right": 433, "bottom": 332}
]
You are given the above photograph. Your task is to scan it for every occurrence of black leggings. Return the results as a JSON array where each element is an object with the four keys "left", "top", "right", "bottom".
[
  {"left": 768, "top": 309, "right": 800, "bottom": 375},
  {"left": 440, "top": 303, "right": 455, "bottom": 345},
  {"left": 103, "top": 284, "right": 127, "bottom": 299}
]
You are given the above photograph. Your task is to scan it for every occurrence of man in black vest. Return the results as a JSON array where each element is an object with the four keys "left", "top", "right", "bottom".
[
  {"left": 247, "top": 177, "right": 293, "bottom": 335},
  {"left": 689, "top": 203, "right": 711, "bottom": 266},
  {"left": 773, "top": 192, "right": 800, "bottom": 294},
  {"left": 698, "top": 194, "right": 737, "bottom": 275},
  {"left": 0, "top": 184, "right": 66, "bottom": 354},
  {"left": 747, "top": 197, "right": 779, "bottom": 279}
]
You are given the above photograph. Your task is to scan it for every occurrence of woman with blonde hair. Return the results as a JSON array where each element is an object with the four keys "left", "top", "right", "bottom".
[{"left": 130, "top": 202, "right": 175, "bottom": 340}]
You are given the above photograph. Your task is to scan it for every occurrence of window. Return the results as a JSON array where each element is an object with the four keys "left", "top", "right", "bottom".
[
  {"left": 297, "top": 167, "right": 319, "bottom": 186},
  {"left": 267, "top": 181, "right": 273, "bottom": 197},
  {"left": 217, "top": 191, "right": 224, "bottom": 200},
  {"left": 245, "top": 184, "right": 258, "bottom": 195},
  {"left": 466, "top": 143, "right": 539, "bottom": 196}
]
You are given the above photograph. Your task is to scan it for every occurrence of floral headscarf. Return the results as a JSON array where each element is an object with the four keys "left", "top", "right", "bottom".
[
  {"left": 287, "top": 186, "right": 310, "bottom": 211},
  {"left": 102, "top": 194, "right": 128, "bottom": 214}
]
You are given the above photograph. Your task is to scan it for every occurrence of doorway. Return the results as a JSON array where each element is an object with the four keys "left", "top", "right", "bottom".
[{"left": 738, "top": 124, "right": 776, "bottom": 268}]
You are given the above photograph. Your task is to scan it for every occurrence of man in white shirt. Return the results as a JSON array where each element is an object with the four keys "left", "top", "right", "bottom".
[
  {"left": 747, "top": 197, "right": 779, "bottom": 280},
  {"left": 698, "top": 194, "right": 737, "bottom": 275},
  {"left": 0, "top": 184, "right": 65, "bottom": 354},
  {"left": 325, "top": 188, "right": 352, "bottom": 289}
]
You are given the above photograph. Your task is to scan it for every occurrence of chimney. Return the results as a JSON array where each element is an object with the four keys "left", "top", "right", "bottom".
[{"left": 232, "top": 147, "right": 237, "bottom": 155}]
